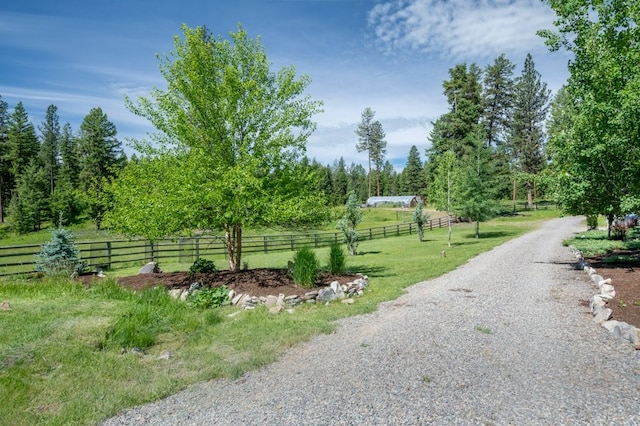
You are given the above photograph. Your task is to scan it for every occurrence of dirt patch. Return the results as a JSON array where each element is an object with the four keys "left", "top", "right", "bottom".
[
  {"left": 586, "top": 249, "right": 640, "bottom": 329},
  {"left": 80, "top": 268, "right": 362, "bottom": 299}
]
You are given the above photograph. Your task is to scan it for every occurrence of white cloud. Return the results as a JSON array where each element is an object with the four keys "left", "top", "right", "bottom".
[{"left": 368, "top": 0, "right": 557, "bottom": 59}]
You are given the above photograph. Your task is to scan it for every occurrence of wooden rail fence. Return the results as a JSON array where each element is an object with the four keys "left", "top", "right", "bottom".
[{"left": 0, "top": 216, "right": 456, "bottom": 276}]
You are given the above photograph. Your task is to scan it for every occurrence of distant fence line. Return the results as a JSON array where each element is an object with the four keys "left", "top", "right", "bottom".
[{"left": 0, "top": 216, "right": 457, "bottom": 277}]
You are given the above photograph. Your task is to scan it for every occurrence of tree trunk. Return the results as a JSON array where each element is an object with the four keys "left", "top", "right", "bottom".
[
  {"left": 526, "top": 181, "right": 533, "bottom": 209},
  {"left": 475, "top": 220, "right": 479, "bottom": 239},
  {"left": 225, "top": 223, "right": 243, "bottom": 272}
]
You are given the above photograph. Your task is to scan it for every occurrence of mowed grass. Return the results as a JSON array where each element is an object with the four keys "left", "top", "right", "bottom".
[{"left": 0, "top": 210, "right": 557, "bottom": 425}]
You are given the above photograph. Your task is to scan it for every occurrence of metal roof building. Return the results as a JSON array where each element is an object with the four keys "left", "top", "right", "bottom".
[{"left": 365, "top": 196, "right": 419, "bottom": 208}]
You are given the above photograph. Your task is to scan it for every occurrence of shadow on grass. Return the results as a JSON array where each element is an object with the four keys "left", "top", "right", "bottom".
[
  {"left": 462, "top": 231, "right": 517, "bottom": 239},
  {"left": 347, "top": 265, "right": 388, "bottom": 278}
]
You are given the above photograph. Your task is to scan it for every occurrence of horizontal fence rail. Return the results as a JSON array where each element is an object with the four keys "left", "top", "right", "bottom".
[{"left": 0, "top": 216, "right": 458, "bottom": 276}]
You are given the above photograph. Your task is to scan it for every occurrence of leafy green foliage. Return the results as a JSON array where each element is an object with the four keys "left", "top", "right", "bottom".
[
  {"left": 291, "top": 247, "right": 319, "bottom": 288},
  {"left": 336, "top": 192, "right": 363, "bottom": 255},
  {"left": 189, "top": 258, "right": 217, "bottom": 275},
  {"left": 34, "top": 227, "right": 85, "bottom": 276},
  {"left": 541, "top": 0, "right": 640, "bottom": 218},
  {"left": 327, "top": 242, "right": 346, "bottom": 274},
  {"left": 187, "top": 286, "right": 230, "bottom": 309},
  {"left": 109, "top": 24, "right": 328, "bottom": 271}
]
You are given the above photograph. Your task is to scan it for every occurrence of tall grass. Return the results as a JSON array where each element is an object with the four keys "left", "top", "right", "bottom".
[{"left": 0, "top": 211, "right": 556, "bottom": 425}]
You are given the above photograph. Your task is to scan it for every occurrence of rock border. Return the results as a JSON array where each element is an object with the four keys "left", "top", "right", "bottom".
[
  {"left": 570, "top": 246, "right": 640, "bottom": 349},
  {"left": 169, "top": 275, "right": 370, "bottom": 315}
]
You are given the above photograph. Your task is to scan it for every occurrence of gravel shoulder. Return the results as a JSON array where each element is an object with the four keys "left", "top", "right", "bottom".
[{"left": 103, "top": 217, "right": 640, "bottom": 425}]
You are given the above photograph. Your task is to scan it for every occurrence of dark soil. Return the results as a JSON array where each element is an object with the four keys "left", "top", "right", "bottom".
[
  {"left": 99, "top": 268, "right": 362, "bottom": 298},
  {"left": 585, "top": 249, "right": 640, "bottom": 329}
]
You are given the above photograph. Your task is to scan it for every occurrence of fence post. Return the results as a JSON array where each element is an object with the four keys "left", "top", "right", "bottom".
[
  {"left": 290, "top": 235, "right": 294, "bottom": 251},
  {"left": 314, "top": 234, "right": 319, "bottom": 248},
  {"left": 149, "top": 241, "right": 155, "bottom": 262},
  {"left": 106, "top": 242, "right": 112, "bottom": 269},
  {"left": 195, "top": 238, "right": 200, "bottom": 260},
  {"left": 264, "top": 236, "right": 268, "bottom": 253},
  {"left": 383, "top": 226, "right": 387, "bottom": 238}
]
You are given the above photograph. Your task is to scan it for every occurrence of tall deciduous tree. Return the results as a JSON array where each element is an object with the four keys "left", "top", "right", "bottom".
[
  {"left": 428, "top": 150, "right": 459, "bottom": 247},
  {"left": 108, "top": 24, "right": 327, "bottom": 271},
  {"left": 507, "top": 54, "right": 551, "bottom": 208},
  {"left": 540, "top": 0, "right": 640, "bottom": 226},
  {"left": 77, "top": 107, "right": 123, "bottom": 230}
]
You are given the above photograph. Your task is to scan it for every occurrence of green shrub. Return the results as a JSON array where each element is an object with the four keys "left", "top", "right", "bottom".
[
  {"left": 189, "top": 258, "right": 217, "bottom": 274},
  {"left": 34, "top": 228, "right": 86, "bottom": 276},
  {"left": 291, "top": 247, "right": 319, "bottom": 288},
  {"left": 187, "top": 286, "right": 230, "bottom": 309},
  {"left": 328, "top": 242, "right": 346, "bottom": 274},
  {"left": 586, "top": 214, "right": 599, "bottom": 230}
]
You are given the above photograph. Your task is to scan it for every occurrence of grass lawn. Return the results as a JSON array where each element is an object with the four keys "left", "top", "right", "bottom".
[{"left": 0, "top": 209, "right": 558, "bottom": 425}]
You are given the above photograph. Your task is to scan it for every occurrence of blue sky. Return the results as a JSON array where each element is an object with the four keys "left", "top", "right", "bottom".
[{"left": 1, "top": 0, "right": 571, "bottom": 170}]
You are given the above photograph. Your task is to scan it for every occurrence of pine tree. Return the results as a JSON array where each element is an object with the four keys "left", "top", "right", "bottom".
[
  {"left": 7, "top": 102, "right": 39, "bottom": 184},
  {"left": 77, "top": 107, "right": 123, "bottom": 229},
  {"left": 402, "top": 145, "right": 425, "bottom": 195},
  {"left": 38, "top": 104, "right": 61, "bottom": 198},
  {"left": 332, "top": 157, "right": 349, "bottom": 205},
  {"left": 7, "top": 160, "right": 48, "bottom": 233},
  {"left": 355, "top": 108, "right": 387, "bottom": 197},
  {"left": 347, "top": 163, "right": 368, "bottom": 203},
  {"left": 482, "top": 54, "right": 515, "bottom": 147},
  {"left": 508, "top": 54, "right": 551, "bottom": 207},
  {"left": 0, "top": 95, "right": 10, "bottom": 223}
]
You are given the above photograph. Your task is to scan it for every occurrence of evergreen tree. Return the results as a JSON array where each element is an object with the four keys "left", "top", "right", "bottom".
[
  {"left": 428, "top": 151, "right": 460, "bottom": 246},
  {"left": 355, "top": 108, "right": 387, "bottom": 197},
  {"left": 332, "top": 157, "right": 349, "bottom": 205},
  {"left": 38, "top": 104, "right": 61, "bottom": 197},
  {"left": 7, "top": 160, "right": 48, "bottom": 233},
  {"left": 59, "top": 123, "right": 80, "bottom": 186},
  {"left": 482, "top": 54, "right": 515, "bottom": 147},
  {"left": 508, "top": 54, "right": 551, "bottom": 207},
  {"left": 7, "top": 102, "right": 39, "bottom": 184},
  {"left": 429, "top": 63, "right": 483, "bottom": 160},
  {"left": 379, "top": 160, "right": 398, "bottom": 196},
  {"left": 402, "top": 145, "right": 425, "bottom": 195},
  {"left": 347, "top": 163, "right": 368, "bottom": 203},
  {"left": 0, "top": 95, "right": 10, "bottom": 223},
  {"left": 77, "top": 107, "right": 123, "bottom": 229}
]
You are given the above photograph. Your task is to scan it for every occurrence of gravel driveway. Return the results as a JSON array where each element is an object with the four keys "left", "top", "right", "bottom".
[{"left": 103, "top": 216, "right": 640, "bottom": 425}]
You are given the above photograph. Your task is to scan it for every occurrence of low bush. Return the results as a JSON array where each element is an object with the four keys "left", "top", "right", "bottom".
[
  {"left": 187, "top": 286, "right": 230, "bottom": 309},
  {"left": 291, "top": 247, "right": 319, "bottom": 288},
  {"left": 189, "top": 258, "right": 217, "bottom": 274}
]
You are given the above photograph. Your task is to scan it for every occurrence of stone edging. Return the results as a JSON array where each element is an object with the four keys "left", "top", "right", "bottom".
[
  {"left": 169, "top": 275, "right": 370, "bottom": 315},
  {"left": 570, "top": 246, "right": 640, "bottom": 349}
]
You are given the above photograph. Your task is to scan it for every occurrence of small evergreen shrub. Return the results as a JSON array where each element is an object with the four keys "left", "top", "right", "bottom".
[
  {"left": 189, "top": 258, "right": 217, "bottom": 275},
  {"left": 291, "top": 247, "right": 319, "bottom": 288},
  {"left": 328, "top": 242, "right": 346, "bottom": 274},
  {"left": 35, "top": 228, "right": 86, "bottom": 276},
  {"left": 187, "top": 286, "right": 230, "bottom": 309}
]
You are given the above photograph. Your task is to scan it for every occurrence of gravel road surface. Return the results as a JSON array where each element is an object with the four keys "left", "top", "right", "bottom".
[{"left": 103, "top": 216, "right": 640, "bottom": 425}]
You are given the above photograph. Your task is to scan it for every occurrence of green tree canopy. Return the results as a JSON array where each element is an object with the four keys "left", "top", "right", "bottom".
[
  {"left": 108, "top": 24, "right": 328, "bottom": 271},
  {"left": 540, "top": 0, "right": 640, "bottom": 220}
]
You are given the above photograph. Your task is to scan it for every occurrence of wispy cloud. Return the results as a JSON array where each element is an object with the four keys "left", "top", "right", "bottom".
[{"left": 368, "top": 0, "right": 556, "bottom": 59}]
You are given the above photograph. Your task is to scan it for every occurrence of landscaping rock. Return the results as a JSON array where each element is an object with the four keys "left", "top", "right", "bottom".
[{"left": 138, "top": 262, "right": 161, "bottom": 274}]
